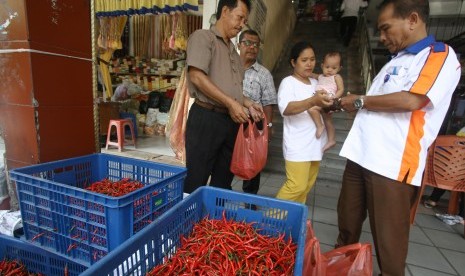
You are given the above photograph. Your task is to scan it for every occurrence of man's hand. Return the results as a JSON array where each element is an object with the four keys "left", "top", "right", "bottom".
[
  {"left": 340, "top": 92, "right": 359, "bottom": 112},
  {"left": 248, "top": 103, "right": 264, "bottom": 122},
  {"left": 228, "top": 101, "right": 250, "bottom": 123}
]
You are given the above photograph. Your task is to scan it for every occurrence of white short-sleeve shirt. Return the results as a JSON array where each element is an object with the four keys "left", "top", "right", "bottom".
[
  {"left": 278, "top": 76, "right": 326, "bottom": 162},
  {"left": 340, "top": 36, "right": 462, "bottom": 186}
]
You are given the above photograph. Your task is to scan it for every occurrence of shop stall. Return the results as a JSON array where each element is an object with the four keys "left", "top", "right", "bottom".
[{"left": 94, "top": 0, "right": 202, "bottom": 157}]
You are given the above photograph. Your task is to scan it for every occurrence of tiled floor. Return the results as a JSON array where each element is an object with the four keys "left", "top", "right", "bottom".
[
  {"left": 125, "top": 135, "right": 176, "bottom": 157},
  {"left": 229, "top": 172, "right": 465, "bottom": 276}
]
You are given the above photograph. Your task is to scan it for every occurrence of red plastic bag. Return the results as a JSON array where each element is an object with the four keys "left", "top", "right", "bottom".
[
  {"left": 305, "top": 220, "right": 316, "bottom": 240},
  {"left": 303, "top": 221, "right": 327, "bottom": 275},
  {"left": 230, "top": 119, "right": 268, "bottom": 180},
  {"left": 323, "top": 243, "right": 372, "bottom": 276}
]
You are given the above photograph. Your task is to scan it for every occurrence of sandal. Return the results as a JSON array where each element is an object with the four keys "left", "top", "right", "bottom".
[{"left": 424, "top": 199, "right": 438, "bottom": 209}]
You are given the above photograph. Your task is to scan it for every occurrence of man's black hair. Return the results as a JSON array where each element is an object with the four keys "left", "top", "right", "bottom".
[
  {"left": 239, "top": 29, "right": 260, "bottom": 43},
  {"left": 379, "top": 0, "right": 429, "bottom": 23},
  {"left": 216, "top": 0, "right": 252, "bottom": 20}
]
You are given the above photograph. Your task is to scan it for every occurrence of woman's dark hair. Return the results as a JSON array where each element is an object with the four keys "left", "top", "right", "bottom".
[
  {"left": 216, "top": 0, "right": 252, "bottom": 20},
  {"left": 379, "top": 0, "right": 429, "bottom": 23},
  {"left": 289, "top": 41, "right": 315, "bottom": 66}
]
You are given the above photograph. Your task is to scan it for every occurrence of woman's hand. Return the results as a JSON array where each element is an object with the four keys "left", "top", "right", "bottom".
[{"left": 313, "top": 90, "right": 333, "bottom": 108}]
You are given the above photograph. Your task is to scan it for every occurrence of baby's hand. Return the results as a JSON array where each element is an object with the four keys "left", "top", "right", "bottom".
[{"left": 314, "top": 90, "right": 333, "bottom": 107}]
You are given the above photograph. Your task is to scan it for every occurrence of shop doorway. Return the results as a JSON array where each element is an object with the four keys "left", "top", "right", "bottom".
[{"left": 92, "top": 1, "right": 203, "bottom": 160}]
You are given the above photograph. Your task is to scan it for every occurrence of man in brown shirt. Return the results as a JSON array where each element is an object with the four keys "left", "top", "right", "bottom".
[{"left": 184, "top": 0, "right": 263, "bottom": 193}]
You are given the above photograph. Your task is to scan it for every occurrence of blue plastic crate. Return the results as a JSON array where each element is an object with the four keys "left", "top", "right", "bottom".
[
  {"left": 120, "top": 112, "right": 138, "bottom": 137},
  {"left": 9, "top": 153, "right": 186, "bottom": 266},
  {"left": 0, "top": 234, "right": 88, "bottom": 276},
  {"left": 81, "top": 186, "right": 308, "bottom": 276}
]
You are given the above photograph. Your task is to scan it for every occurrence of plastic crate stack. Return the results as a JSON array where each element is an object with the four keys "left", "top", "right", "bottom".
[
  {"left": 9, "top": 153, "right": 186, "bottom": 266},
  {"left": 81, "top": 186, "right": 308, "bottom": 276}
]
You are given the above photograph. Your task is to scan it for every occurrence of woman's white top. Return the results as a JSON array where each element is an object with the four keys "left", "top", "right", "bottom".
[{"left": 278, "top": 76, "right": 326, "bottom": 162}]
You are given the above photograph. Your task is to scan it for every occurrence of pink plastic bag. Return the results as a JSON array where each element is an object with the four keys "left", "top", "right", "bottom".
[{"left": 230, "top": 120, "right": 268, "bottom": 180}]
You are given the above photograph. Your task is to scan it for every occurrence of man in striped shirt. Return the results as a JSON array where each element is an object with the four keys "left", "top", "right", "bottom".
[
  {"left": 238, "top": 29, "right": 277, "bottom": 197},
  {"left": 336, "top": 0, "right": 461, "bottom": 275}
]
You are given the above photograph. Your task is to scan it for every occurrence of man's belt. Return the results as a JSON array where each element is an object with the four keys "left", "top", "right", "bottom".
[{"left": 194, "top": 99, "right": 229, "bottom": 114}]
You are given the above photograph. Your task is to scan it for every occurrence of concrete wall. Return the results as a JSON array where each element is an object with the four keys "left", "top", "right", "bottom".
[
  {"left": 201, "top": 0, "right": 296, "bottom": 71},
  {"left": 366, "top": 0, "right": 465, "bottom": 26},
  {"left": 260, "top": 0, "right": 296, "bottom": 71}
]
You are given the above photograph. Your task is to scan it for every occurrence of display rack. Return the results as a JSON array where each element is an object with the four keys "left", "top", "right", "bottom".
[{"left": 109, "top": 56, "right": 185, "bottom": 92}]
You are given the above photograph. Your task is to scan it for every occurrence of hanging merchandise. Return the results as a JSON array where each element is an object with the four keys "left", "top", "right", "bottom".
[
  {"left": 167, "top": 69, "right": 189, "bottom": 162},
  {"left": 174, "top": 13, "right": 188, "bottom": 51},
  {"left": 169, "top": 14, "right": 178, "bottom": 50},
  {"left": 98, "top": 16, "right": 128, "bottom": 98},
  {"left": 95, "top": 0, "right": 199, "bottom": 17}
]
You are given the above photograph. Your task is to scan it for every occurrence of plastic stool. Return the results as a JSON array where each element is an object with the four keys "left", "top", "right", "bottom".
[
  {"left": 105, "top": 119, "right": 136, "bottom": 152},
  {"left": 120, "top": 112, "right": 138, "bottom": 137}
]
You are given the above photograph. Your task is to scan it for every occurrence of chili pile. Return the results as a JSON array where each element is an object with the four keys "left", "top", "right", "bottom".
[
  {"left": 0, "top": 259, "right": 44, "bottom": 276},
  {"left": 147, "top": 213, "right": 297, "bottom": 275},
  {"left": 85, "top": 178, "right": 144, "bottom": 197}
]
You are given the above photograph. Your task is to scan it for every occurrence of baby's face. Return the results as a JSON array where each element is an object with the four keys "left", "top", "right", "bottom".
[{"left": 321, "top": 56, "right": 342, "bottom": 77}]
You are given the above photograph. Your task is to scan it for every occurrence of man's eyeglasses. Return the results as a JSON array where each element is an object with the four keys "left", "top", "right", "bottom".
[{"left": 241, "top": 40, "right": 260, "bottom": 48}]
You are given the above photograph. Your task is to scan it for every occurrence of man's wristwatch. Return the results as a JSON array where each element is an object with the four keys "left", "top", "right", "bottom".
[
  {"left": 353, "top": 96, "right": 365, "bottom": 110},
  {"left": 267, "top": 122, "right": 273, "bottom": 128}
]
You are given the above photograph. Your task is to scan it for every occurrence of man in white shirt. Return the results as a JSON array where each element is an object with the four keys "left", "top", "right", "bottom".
[
  {"left": 337, "top": 0, "right": 461, "bottom": 275},
  {"left": 339, "top": 0, "right": 368, "bottom": 46}
]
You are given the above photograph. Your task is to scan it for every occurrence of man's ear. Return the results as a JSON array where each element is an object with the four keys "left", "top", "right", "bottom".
[
  {"left": 221, "top": 6, "right": 229, "bottom": 18},
  {"left": 408, "top": 12, "right": 421, "bottom": 30}
]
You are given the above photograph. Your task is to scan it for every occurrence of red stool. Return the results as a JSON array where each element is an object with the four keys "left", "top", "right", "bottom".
[{"left": 105, "top": 119, "right": 136, "bottom": 152}]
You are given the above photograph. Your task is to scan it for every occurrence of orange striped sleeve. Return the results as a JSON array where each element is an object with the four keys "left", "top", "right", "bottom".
[
  {"left": 397, "top": 110, "right": 426, "bottom": 183},
  {"left": 409, "top": 46, "right": 449, "bottom": 95}
]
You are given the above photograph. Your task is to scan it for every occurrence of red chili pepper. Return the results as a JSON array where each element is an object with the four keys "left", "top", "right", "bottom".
[
  {"left": 146, "top": 211, "right": 297, "bottom": 275},
  {"left": 31, "top": 232, "right": 46, "bottom": 241},
  {"left": 85, "top": 178, "right": 144, "bottom": 197},
  {"left": 66, "top": 243, "right": 78, "bottom": 252}
]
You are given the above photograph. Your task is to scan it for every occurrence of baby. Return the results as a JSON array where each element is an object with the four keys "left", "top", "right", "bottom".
[{"left": 308, "top": 51, "right": 344, "bottom": 152}]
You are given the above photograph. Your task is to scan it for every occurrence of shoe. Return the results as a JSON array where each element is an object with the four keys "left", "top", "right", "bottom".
[
  {"left": 435, "top": 213, "right": 464, "bottom": 225},
  {"left": 423, "top": 199, "right": 437, "bottom": 208}
]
